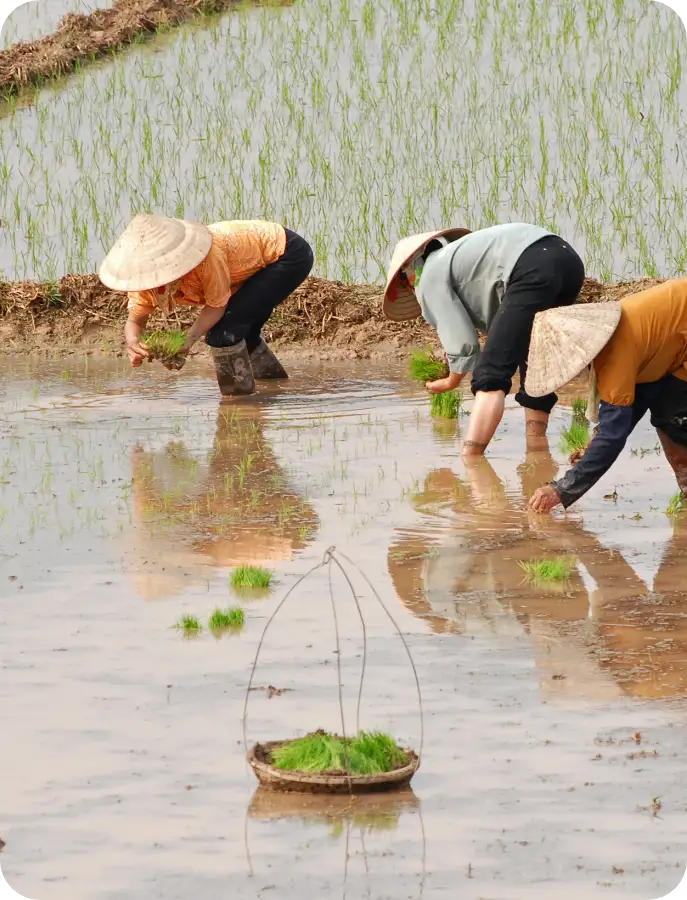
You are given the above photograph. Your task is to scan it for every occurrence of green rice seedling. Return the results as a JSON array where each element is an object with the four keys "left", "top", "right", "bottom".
[
  {"left": 270, "top": 731, "right": 407, "bottom": 776},
  {"left": 518, "top": 557, "right": 576, "bottom": 585},
  {"left": 230, "top": 565, "right": 273, "bottom": 589},
  {"left": 408, "top": 349, "right": 449, "bottom": 383},
  {"left": 140, "top": 329, "right": 186, "bottom": 362},
  {"left": 174, "top": 614, "right": 203, "bottom": 634},
  {"left": 208, "top": 607, "right": 245, "bottom": 629},
  {"left": 430, "top": 390, "right": 462, "bottom": 419},
  {"left": 666, "top": 492, "right": 686, "bottom": 518},
  {"left": 560, "top": 420, "right": 590, "bottom": 455},
  {"left": 572, "top": 396, "right": 588, "bottom": 418}
]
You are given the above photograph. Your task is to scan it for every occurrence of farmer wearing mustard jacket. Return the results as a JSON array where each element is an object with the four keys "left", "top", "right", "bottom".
[
  {"left": 383, "top": 224, "right": 585, "bottom": 456},
  {"left": 525, "top": 278, "right": 687, "bottom": 512}
]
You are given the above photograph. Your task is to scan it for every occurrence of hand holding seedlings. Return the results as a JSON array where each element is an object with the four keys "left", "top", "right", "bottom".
[{"left": 426, "top": 372, "right": 463, "bottom": 394}]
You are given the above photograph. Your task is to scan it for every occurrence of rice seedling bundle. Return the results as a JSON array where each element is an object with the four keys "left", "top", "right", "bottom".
[
  {"left": 230, "top": 565, "right": 273, "bottom": 588},
  {"left": 518, "top": 557, "right": 576, "bottom": 584},
  {"left": 140, "top": 329, "right": 186, "bottom": 362},
  {"left": 430, "top": 390, "right": 462, "bottom": 419},
  {"left": 408, "top": 349, "right": 449, "bottom": 383},
  {"left": 270, "top": 730, "right": 407, "bottom": 776}
]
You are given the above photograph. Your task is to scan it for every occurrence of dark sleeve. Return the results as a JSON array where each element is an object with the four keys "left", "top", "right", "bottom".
[{"left": 552, "top": 402, "right": 634, "bottom": 509}]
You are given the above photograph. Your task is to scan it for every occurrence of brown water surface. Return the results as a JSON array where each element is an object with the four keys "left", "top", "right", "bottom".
[{"left": 0, "top": 356, "right": 685, "bottom": 899}]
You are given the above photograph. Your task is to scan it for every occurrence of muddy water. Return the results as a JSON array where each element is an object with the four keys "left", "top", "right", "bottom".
[{"left": 1, "top": 357, "right": 686, "bottom": 899}]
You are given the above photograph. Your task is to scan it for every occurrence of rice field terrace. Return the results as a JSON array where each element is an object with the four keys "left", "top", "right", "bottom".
[
  {"left": 1, "top": 1, "right": 687, "bottom": 899},
  {"left": 0, "top": 0, "right": 686, "bottom": 284}
]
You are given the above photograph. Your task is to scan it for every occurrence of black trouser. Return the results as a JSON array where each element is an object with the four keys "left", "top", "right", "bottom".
[
  {"left": 471, "top": 235, "right": 585, "bottom": 413},
  {"left": 631, "top": 375, "right": 687, "bottom": 447},
  {"left": 205, "top": 229, "right": 314, "bottom": 351}
]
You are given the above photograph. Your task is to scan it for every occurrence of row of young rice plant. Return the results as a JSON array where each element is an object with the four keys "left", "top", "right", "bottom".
[{"left": 0, "top": 0, "right": 685, "bottom": 284}]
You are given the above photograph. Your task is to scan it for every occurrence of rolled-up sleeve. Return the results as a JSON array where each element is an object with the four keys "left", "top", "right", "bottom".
[
  {"left": 417, "top": 278, "right": 480, "bottom": 375},
  {"left": 552, "top": 401, "right": 634, "bottom": 508}
]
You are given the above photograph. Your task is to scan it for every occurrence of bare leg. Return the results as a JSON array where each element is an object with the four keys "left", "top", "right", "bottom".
[
  {"left": 462, "top": 390, "right": 506, "bottom": 457},
  {"left": 525, "top": 408, "right": 550, "bottom": 452},
  {"left": 657, "top": 429, "right": 687, "bottom": 494}
]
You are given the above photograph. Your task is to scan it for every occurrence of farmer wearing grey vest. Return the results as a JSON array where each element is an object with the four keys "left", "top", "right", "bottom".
[{"left": 383, "top": 224, "right": 585, "bottom": 456}]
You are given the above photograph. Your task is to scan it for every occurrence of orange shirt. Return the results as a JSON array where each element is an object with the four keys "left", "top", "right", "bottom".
[
  {"left": 596, "top": 278, "right": 687, "bottom": 406},
  {"left": 127, "top": 220, "right": 287, "bottom": 317}
]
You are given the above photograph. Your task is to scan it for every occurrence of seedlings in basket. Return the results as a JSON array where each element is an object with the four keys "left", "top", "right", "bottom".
[
  {"left": 231, "top": 565, "right": 273, "bottom": 589},
  {"left": 430, "top": 390, "right": 462, "bottom": 419},
  {"left": 209, "top": 607, "right": 245, "bottom": 630},
  {"left": 560, "top": 420, "right": 589, "bottom": 455},
  {"left": 270, "top": 730, "right": 407, "bottom": 776},
  {"left": 408, "top": 349, "right": 448, "bottom": 383},
  {"left": 174, "top": 614, "right": 203, "bottom": 635},
  {"left": 141, "top": 329, "right": 186, "bottom": 362},
  {"left": 666, "top": 492, "right": 686, "bottom": 518},
  {"left": 519, "top": 557, "right": 576, "bottom": 585}
]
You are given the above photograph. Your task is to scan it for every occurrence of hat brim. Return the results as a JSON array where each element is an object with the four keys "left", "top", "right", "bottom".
[
  {"left": 383, "top": 228, "right": 470, "bottom": 322},
  {"left": 524, "top": 302, "right": 622, "bottom": 397},
  {"left": 99, "top": 216, "right": 213, "bottom": 292}
]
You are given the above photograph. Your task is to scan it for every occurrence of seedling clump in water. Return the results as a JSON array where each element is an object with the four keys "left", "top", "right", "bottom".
[
  {"left": 408, "top": 349, "right": 448, "bottom": 383},
  {"left": 666, "top": 492, "right": 686, "bottom": 518},
  {"left": 174, "top": 615, "right": 203, "bottom": 634},
  {"left": 519, "top": 557, "right": 576, "bottom": 584},
  {"left": 141, "top": 329, "right": 186, "bottom": 362},
  {"left": 430, "top": 390, "right": 462, "bottom": 419},
  {"left": 270, "top": 730, "right": 407, "bottom": 775},
  {"left": 209, "top": 607, "right": 245, "bottom": 629},
  {"left": 231, "top": 565, "right": 273, "bottom": 589},
  {"left": 572, "top": 396, "right": 588, "bottom": 419}
]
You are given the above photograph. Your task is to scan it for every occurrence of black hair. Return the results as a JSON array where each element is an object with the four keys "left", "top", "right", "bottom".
[{"left": 422, "top": 239, "right": 445, "bottom": 262}]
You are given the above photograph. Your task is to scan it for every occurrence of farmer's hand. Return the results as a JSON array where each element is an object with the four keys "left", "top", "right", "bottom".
[
  {"left": 529, "top": 484, "right": 562, "bottom": 513},
  {"left": 126, "top": 339, "right": 151, "bottom": 368},
  {"left": 426, "top": 372, "right": 461, "bottom": 394},
  {"left": 161, "top": 346, "right": 189, "bottom": 372},
  {"left": 569, "top": 448, "right": 585, "bottom": 465}
]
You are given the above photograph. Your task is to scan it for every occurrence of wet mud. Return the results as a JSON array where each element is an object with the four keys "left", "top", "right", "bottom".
[{"left": 0, "top": 357, "right": 685, "bottom": 899}]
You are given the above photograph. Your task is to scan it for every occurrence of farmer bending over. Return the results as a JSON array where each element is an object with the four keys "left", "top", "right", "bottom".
[
  {"left": 99, "top": 214, "right": 313, "bottom": 396},
  {"left": 526, "top": 279, "right": 687, "bottom": 512},
  {"left": 383, "top": 224, "right": 585, "bottom": 455}
]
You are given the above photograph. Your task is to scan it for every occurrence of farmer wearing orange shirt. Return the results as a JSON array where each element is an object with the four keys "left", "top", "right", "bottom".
[
  {"left": 525, "top": 279, "right": 687, "bottom": 512},
  {"left": 99, "top": 214, "right": 313, "bottom": 396}
]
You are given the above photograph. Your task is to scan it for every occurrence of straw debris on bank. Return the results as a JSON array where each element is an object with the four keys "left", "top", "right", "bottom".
[
  {"left": 0, "top": 0, "right": 292, "bottom": 99},
  {"left": 0, "top": 273, "right": 667, "bottom": 356}
]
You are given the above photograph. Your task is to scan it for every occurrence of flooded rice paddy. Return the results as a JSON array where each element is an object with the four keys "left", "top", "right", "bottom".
[
  {"left": 1, "top": 0, "right": 112, "bottom": 48},
  {"left": 1, "top": 358, "right": 686, "bottom": 899},
  {"left": 1, "top": 0, "right": 686, "bottom": 283}
]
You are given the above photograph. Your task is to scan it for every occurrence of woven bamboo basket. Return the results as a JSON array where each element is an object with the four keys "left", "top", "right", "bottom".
[{"left": 247, "top": 739, "right": 420, "bottom": 795}]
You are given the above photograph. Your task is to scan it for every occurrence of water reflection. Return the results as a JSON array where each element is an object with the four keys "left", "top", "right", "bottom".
[
  {"left": 390, "top": 443, "right": 687, "bottom": 701},
  {"left": 121, "top": 406, "right": 319, "bottom": 599},
  {"left": 246, "top": 787, "right": 425, "bottom": 896}
]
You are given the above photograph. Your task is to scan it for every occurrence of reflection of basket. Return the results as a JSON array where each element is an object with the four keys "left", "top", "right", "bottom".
[
  {"left": 247, "top": 740, "right": 419, "bottom": 794},
  {"left": 247, "top": 784, "right": 420, "bottom": 822}
]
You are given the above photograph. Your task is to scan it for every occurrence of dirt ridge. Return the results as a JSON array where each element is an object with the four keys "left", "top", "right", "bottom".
[
  {"left": 0, "top": 272, "right": 665, "bottom": 357},
  {"left": 0, "top": 0, "right": 290, "bottom": 98}
]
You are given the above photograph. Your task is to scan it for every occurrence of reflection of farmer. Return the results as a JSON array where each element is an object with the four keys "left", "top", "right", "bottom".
[
  {"left": 123, "top": 408, "right": 318, "bottom": 599},
  {"left": 383, "top": 224, "right": 585, "bottom": 457},
  {"left": 99, "top": 214, "right": 313, "bottom": 395},
  {"left": 388, "top": 453, "right": 687, "bottom": 700},
  {"left": 525, "top": 281, "right": 687, "bottom": 512}
]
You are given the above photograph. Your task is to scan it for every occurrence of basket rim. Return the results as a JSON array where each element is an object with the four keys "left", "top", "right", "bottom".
[{"left": 247, "top": 738, "right": 420, "bottom": 787}]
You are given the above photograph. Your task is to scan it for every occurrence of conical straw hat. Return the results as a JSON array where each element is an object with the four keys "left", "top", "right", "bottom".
[
  {"left": 383, "top": 227, "right": 470, "bottom": 322},
  {"left": 524, "top": 302, "right": 622, "bottom": 398},
  {"left": 99, "top": 213, "right": 213, "bottom": 291}
]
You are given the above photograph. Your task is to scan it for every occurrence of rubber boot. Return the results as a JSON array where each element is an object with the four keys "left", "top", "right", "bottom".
[
  {"left": 658, "top": 429, "right": 687, "bottom": 495},
  {"left": 210, "top": 341, "right": 256, "bottom": 397},
  {"left": 249, "top": 338, "right": 289, "bottom": 379}
]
